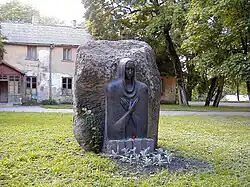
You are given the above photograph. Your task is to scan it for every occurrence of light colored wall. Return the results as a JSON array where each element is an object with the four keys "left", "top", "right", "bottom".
[
  {"left": 3, "top": 44, "right": 76, "bottom": 103},
  {"left": 161, "top": 75, "right": 176, "bottom": 104},
  {"left": 52, "top": 47, "right": 76, "bottom": 75},
  {"left": 3, "top": 45, "right": 45, "bottom": 76}
]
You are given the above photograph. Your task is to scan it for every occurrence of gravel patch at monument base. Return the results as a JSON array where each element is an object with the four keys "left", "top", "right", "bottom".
[{"left": 107, "top": 153, "right": 212, "bottom": 176}]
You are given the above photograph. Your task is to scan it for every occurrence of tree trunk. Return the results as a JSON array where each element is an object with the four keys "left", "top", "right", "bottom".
[
  {"left": 246, "top": 81, "right": 250, "bottom": 101},
  {"left": 213, "top": 77, "right": 224, "bottom": 107},
  {"left": 186, "top": 86, "right": 192, "bottom": 101},
  {"left": 236, "top": 83, "right": 240, "bottom": 102},
  {"left": 205, "top": 77, "right": 218, "bottom": 106},
  {"left": 163, "top": 25, "right": 189, "bottom": 106}
]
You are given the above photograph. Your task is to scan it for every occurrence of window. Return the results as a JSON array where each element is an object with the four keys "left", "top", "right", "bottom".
[
  {"left": 26, "top": 77, "right": 37, "bottom": 89},
  {"left": 0, "top": 75, "right": 7, "bottom": 80},
  {"left": 26, "top": 46, "right": 37, "bottom": 60},
  {"left": 9, "top": 76, "right": 20, "bottom": 94},
  {"left": 63, "top": 48, "right": 72, "bottom": 61},
  {"left": 62, "top": 77, "right": 72, "bottom": 95}
]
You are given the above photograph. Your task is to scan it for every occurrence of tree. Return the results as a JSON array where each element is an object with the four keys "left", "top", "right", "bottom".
[
  {"left": 0, "top": 40, "right": 3, "bottom": 60},
  {"left": 39, "top": 16, "right": 65, "bottom": 26},
  {"left": 0, "top": 33, "right": 6, "bottom": 60},
  {"left": 0, "top": 0, "right": 65, "bottom": 25},
  {"left": 0, "top": 0, "right": 38, "bottom": 23},
  {"left": 83, "top": 0, "right": 190, "bottom": 105},
  {"left": 217, "top": 0, "right": 250, "bottom": 101},
  {"left": 184, "top": 0, "right": 250, "bottom": 106}
]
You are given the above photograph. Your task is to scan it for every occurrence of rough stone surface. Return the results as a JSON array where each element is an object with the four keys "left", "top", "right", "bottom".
[{"left": 73, "top": 40, "right": 161, "bottom": 152}]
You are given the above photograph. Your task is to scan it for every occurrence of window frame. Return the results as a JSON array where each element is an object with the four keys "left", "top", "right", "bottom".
[
  {"left": 62, "top": 48, "right": 72, "bottom": 61},
  {"left": 62, "top": 77, "right": 73, "bottom": 95},
  {"left": 26, "top": 46, "right": 37, "bottom": 61},
  {"left": 9, "top": 76, "right": 21, "bottom": 94},
  {"left": 26, "top": 76, "right": 37, "bottom": 89}
]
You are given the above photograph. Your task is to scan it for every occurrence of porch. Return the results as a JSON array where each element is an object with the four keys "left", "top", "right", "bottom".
[{"left": 0, "top": 61, "right": 24, "bottom": 105}]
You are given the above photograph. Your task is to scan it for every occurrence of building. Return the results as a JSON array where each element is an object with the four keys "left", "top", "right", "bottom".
[
  {"left": 157, "top": 55, "right": 176, "bottom": 104},
  {"left": 161, "top": 74, "right": 176, "bottom": 104},
  {"left": 0, "top": 18, "right": 176, "bottom": 105},
  {"left": 0, "top": 19, "right": 92, "bottom": 105}
]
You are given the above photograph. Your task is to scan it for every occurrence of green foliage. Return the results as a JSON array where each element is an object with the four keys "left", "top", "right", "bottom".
[
  {"left": 0, "top": 0, "right": 64, "bottom": 25},
  {"left": 0, "top": 34, "right": 5, "bottom": 59},
  {"left": 40, "top": 99, "right": 58, "bottom": 105},
  {"left": 184, "top": 0, "right": 250, "bottom": 81},
  {"left": 39, "top": 16, "right": 65, "bottom": 26},
  {"left": 0, "top": 0, "right": 38, "bottom": 23},
  {"left": 0, "top": 112, "right": 250, "bottom": 186},
  {"left": 78, "top": 108, "right": 102, "bottom": 153},
  {"left": 82, "top": 0, "right": 188, "bottom": 75}
]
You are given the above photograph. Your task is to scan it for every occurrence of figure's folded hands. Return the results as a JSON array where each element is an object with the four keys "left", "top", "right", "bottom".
[
  {"left": 129, "top": 97, "right": 139, "bottom": 113},
  {"left": 120, "top": 97, "right": 130, "bottom": 110}
]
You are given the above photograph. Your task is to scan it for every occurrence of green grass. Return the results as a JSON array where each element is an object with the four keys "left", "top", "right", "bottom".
[
  {"left": 0, "top": 113, "right": 250, "bottom": 186},
  {"left": 161, "top": 104, "right": 250, "bottom": 112},
  {"left": 41, "top": 104, "right": 73, "bottom": 109},
  {"left": 41, "top": 104, "right": 250, "bottom": 112}
]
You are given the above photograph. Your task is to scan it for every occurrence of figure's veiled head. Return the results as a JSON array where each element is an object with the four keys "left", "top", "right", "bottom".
[
  {"left": 118, "top": 58, "right": 136, "bottom": 80},
  {"left": 125, "top": 60, "right": 135, "bottom": 80}
]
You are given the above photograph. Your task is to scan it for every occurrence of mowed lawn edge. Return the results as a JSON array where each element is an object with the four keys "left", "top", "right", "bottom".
[
  {"left": 40, "top": 104, "right": 250, "bottom": 112},
  {"left": 0, "top": 112, "right": 249, "bottom": 186}
]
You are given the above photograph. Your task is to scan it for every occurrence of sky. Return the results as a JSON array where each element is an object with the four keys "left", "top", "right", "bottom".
[{"left": 0, "top": 0, "right": 86, "bottom": 24}]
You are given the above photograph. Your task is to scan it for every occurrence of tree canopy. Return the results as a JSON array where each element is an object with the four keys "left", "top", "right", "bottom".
[
  {"left": 0, "top": 0, "right": 65, "bottom": 25},
  {"left": 83, "top": 0, "right": 250, "bottom": 105},
  {"left": 0, "top": 34, "right": 5, "bottom": 60},
  {"left": 184, "top": 0, "right": 250, "bottom": 104},
  {"left": 83, "top": 0, "right": 190, "bottom": 105}
]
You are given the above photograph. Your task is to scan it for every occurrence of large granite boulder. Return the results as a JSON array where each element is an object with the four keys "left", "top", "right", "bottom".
[{"left": 73, "top": 40, "right": 161, "bottom": 153}]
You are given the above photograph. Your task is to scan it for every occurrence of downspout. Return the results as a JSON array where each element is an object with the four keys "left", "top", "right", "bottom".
[{"left": 49, "top": 44, "right": 55, "bottom": 103}]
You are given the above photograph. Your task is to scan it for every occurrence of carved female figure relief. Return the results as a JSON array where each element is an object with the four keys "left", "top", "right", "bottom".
[{"left": 105, "top": 58, "right": 148, "bottom": 140}]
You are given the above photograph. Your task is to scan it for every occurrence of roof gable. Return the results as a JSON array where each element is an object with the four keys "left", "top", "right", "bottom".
[
  {"left": 0, "top": 60, "right": 24, "bottom": 75},
  {"left": 0, "top": 22, "right": 93, "bottom": 46}
]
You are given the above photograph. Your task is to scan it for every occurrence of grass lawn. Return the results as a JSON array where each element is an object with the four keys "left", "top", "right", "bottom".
[
  {"left": 160, "top": 104, "right": 250, "bottom": 112},
  {"left": 41, "top": 104, "right": 73, "bottom": 109},
  {"left": 41, "top": 104, "right": 250, "bottom": 112},
  {"left": 0, "top": 113, "right": 249, "bottom": 186}
]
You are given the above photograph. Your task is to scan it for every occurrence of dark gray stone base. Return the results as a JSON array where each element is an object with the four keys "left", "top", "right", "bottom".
[{"left": 106, "top": 138, "right": 154, "bottom": 154}]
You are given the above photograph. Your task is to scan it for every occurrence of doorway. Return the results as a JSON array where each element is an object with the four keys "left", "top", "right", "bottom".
[{"left": 0, "top": 81, "right": 8, "bottom": 103}]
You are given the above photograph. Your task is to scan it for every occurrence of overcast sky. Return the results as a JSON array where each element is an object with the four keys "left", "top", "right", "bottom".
[{"left": 0, "top": 0, "right": 86, "bottom": 24}]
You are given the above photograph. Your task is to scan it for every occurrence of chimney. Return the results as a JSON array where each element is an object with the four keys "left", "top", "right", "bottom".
[
  {"left": 32, "top": 14, "right": 40, "bottom": 24},
  {"left": 72, "top": 20, "right": 77, "bottom": 29}
]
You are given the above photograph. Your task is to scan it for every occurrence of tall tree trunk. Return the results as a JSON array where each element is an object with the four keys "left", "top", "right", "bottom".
[
  {"left": 213, "top": 77, "right": 224, "bottom": 107},
  {"left": 163, "top": 24, "right": 189, "bottom": 106},
  {"left": 246, "top": 81, "right": 250, "bottom": 101},
  {"left": 241, "top": 36, "right": 249, "bottom": 101},
  {"left": 236, "top": 83, "right": 240, "bottom": 102},
  {"left": 205, "top": 77, "right": 218, "bottom": 106},
  {"left": 186, "top": 86, "right": 192, "bottom": 101}
]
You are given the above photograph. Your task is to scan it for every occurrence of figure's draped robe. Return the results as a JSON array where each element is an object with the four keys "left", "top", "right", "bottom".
[{"left": 106, "top": 79, "right": 148, "bottom": 140}]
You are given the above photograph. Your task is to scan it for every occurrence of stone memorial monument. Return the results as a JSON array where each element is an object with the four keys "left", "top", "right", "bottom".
[
  {"left": 73, "top": 40, "right": 161, "bottom": 153},
  {"left": 104, "top": 58, "right": 154, "bottom": 153}
]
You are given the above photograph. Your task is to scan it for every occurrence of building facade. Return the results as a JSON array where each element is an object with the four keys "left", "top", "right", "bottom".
[
  {"left": 0, "top": 20, "right": 92, "bottom": 105},
  {"left": 160, "top": 75, "right": 176, "bottom": 104}
]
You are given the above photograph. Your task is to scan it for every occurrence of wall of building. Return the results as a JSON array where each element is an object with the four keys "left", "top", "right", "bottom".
[
  {"left": 161, "top": 75, "right": 176, "bottom": 104},
  {"left": 3, "top": 44, "right": 76, "bottom": 103}
]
